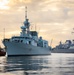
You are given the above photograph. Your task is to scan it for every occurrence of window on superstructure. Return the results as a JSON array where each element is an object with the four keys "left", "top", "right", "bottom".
[
  {"left": 29, "top": 41, "right": 31, "bottom": 44},
  {"left": 21, "top": 40, "right": 23, "bottom": 42}
]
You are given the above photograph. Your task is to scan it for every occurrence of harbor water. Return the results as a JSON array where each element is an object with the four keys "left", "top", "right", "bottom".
[{"left": 0, "top": 53, "right": 74, "bottom": 75}]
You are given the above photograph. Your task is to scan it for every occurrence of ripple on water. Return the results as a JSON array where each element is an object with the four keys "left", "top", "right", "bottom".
[{"left": 0, "top": 54, "right": 74, "bottom": 75}]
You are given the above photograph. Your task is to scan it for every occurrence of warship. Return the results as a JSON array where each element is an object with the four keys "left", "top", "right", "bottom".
[
  {"left": 52, "top": 40, "right": 74, "bottom": 53},
  {"left": 2, "top": 7, "right": 51, "bottom": 56}
]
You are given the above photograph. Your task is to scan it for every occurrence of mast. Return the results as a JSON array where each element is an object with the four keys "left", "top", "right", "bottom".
[
  {"left": 21, "top": 6, "right": 30, "bottom": 36},
  {"left": 50, "top": 39, "right": 53, "bottom": 47},
  {"left": 24, "top": 6, "right": 30, "bottom": 31},
  {"left": 3, "top": 28, "right": 5, "bottom": 39},
  {"left": 25, "top": 6, "right": 27, "bottom": 20}
]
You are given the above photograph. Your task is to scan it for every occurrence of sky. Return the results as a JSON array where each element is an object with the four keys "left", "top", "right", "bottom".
[{"left": 0, "top": 0, "right": 74, "bottom": 47}]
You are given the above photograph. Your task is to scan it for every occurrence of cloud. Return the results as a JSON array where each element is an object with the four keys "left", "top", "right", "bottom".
[
  {"left": 0, "top": 0, "right": 10, "bottom": 10},
  {"left": 0, "top": 0, "right": 74, "bottom": 47}
]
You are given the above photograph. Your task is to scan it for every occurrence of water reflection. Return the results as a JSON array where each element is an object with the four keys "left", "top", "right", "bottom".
[
  {"left": 0, "top": 56, "right": 7, "bottom": 73},
  {"left": 0, "top": 54, "right": 74, "bottom": 75},
  {"left": 5, "top": 56, "right": 51, "bottom": 74}
]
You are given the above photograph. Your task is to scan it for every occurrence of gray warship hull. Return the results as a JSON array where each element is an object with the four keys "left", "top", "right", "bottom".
[
  {"left": 52, "top": 48, "right": 74, "bottom": 53},
  {"left": 3, "top": 40, "right": 51, "bottom": 56}
]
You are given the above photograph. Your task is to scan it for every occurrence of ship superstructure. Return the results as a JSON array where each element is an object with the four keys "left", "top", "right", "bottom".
[{"left": 3, "top": 7, "right": 51, "bottom": 56}]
